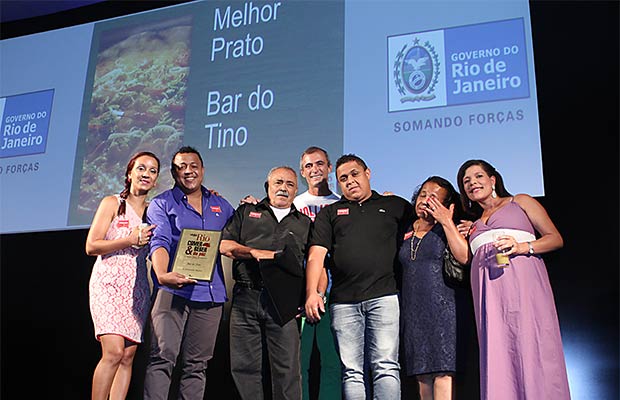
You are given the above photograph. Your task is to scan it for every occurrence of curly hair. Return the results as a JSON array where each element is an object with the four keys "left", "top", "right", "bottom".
[{"left": 411, "top": 175, "right": 465, "bottom": 223}]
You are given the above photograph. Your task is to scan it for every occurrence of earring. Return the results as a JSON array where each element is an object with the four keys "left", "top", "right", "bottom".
[
  {"left": 492, "top": 185, "right": 497, "bottom": 198},
  {"left": 468, "top": 200, "right": 472, "bottom": 208}
]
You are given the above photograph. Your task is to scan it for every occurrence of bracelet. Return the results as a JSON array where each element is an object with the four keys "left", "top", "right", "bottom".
[{"left": 317, "top": 291, "right": 327, "bottom": 304}]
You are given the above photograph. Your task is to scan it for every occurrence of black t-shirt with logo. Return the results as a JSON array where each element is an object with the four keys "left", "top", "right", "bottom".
[{"left": 310, "top": 190, "right": 414, "bottom": 303}]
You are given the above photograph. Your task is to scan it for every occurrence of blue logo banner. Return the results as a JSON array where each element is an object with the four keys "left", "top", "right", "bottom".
[
  {"left": 388, "top": 18, "right": 529, "bottom": 112},
  {"left": 1, "top": 89, "right": 54, "bottom": 158}
]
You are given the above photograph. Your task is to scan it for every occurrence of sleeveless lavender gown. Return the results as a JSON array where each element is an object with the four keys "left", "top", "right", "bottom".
[{"left": 468, "top": 201, "right": 571, "bottom": 399}]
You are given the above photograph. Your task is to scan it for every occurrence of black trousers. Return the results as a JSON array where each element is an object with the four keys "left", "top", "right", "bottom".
[{"left": 229, "top": 285, "right": 302, "bottom": 400}]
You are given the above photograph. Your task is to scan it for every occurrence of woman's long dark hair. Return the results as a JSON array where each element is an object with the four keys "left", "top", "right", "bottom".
[
  {"left": 118, "top": 151, "right": 160, "bottom": 216},
  {"left": 456, "top": 159, "right": 512, "bottom": 219}
]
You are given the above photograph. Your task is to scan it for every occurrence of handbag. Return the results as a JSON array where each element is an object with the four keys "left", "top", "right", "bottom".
[{"left": 442, "top": 247, "right": 467, "bottom": 287}]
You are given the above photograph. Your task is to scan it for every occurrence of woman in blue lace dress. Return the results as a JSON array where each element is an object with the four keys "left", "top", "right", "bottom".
[{"left": 398, "top": 176, "right": 470, "bottom": 400}]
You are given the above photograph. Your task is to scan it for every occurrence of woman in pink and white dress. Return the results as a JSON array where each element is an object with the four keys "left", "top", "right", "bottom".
[
  {"left": 86, "top": 151, "right": 159, "bottom": 400},
  {"left": 453, "top": 159, "right": 571, "bottom": 400}
]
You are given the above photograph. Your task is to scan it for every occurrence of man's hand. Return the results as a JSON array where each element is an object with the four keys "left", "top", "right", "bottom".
[
  {"left": 304, "top": 292, "right": 326, "bottom": 323},
  {"left": 239, "top": 194, "right": 259, "bottom": 205},
  {"left": 158, "top": 271, "right": 197, "bottom": 289},
  {"left": 250, "top": 248, "right": 276, "bottom": 261}
]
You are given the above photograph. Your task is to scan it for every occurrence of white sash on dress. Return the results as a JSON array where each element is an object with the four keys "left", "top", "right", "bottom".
[{"left": 470, "top": 228, "right": 536, "bottom": 255}]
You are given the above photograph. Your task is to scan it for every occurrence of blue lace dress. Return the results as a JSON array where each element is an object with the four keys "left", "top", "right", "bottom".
[{"left": 398, "top": 223, "right": 457, "bottom": 376}]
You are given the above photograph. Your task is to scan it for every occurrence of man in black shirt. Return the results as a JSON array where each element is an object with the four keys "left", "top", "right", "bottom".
[
  {"left": 220, "top": 166, "right": 311, "bottom": 400},
  {"left": 304, "top": 154, "right": 414, "bottom": 399}
]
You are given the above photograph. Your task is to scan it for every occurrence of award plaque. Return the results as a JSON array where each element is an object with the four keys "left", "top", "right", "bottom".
[{"left": 171, "top": 229, "right": 222, "bottom": 281}]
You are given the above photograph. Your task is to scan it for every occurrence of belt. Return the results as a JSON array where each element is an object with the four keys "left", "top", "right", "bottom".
[
  {"left": 236, "top": 281, "right": 264, "bottom": 290},
  {"left": 470, "top": 228, "right": 536, "bottom": 255}
]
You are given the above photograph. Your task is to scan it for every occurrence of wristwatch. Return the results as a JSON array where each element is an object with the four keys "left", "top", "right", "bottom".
[
  {"left": 527, "top": 241, "right": 535, "bottom": 255},
  {"left": 317, "top": 291, "right": 327, "bottom": 304}
]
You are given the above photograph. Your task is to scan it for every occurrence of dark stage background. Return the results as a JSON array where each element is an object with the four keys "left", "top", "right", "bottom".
[{"left": 1, "top": 1, "right": 618, "bottom": 399}]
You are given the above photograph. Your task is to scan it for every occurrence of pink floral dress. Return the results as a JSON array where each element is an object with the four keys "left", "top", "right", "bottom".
[{"left": 88, "top": 196, "right": 150, "bottom": 343}]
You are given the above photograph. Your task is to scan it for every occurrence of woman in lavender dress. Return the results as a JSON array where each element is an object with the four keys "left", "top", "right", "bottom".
[{"left": 454, "top": 159, "right": 571, "bottom": 400}]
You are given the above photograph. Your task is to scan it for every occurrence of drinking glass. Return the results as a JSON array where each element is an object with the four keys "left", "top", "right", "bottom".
[{"left": 493, "top": 231, "right": 510, "bottom": 268}]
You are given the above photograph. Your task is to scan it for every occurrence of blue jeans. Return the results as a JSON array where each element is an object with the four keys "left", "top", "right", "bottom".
[{"left": 330, "top": 294, "right": 401, "bottom": 400}]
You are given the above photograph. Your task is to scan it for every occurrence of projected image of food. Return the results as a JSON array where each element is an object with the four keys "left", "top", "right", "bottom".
[{"left": 78, "top": 17, "right": 191, "bottom": 214}]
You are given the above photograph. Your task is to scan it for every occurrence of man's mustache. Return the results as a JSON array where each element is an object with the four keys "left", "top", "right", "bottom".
[{"left": 275, "top": 190, "right": 289, "bottom": 197}]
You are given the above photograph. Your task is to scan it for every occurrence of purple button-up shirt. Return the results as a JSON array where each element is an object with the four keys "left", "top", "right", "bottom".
[{"left": 146, "top": 185, "right": 234, "bottom": 302}]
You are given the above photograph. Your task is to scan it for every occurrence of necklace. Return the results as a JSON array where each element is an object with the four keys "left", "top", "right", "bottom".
[
  {"left": 410, "top": 221, "right": 436, "bottom": 261},
  {"left": 410, "top": 220, "right": 425, "bottom": 261},
  {"left": 410, "top": 231, "right": 423, "bottom": 261}
]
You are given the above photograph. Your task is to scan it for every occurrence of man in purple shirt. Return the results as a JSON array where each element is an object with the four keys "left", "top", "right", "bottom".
[{"left": 143, "top": 146, "right": 234, "bottom": 400}]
